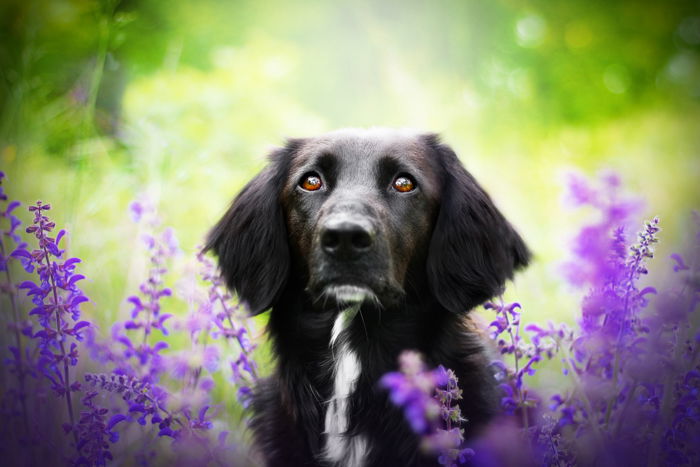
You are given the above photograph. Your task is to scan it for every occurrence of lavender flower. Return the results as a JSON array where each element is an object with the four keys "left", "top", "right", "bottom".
[
  {"left": 12, "top": 202, "right": 91, "bottom": 450},
  {"left": 101, "top": 200, "right": 179, "bottom": 383},
  {"left": 381, "top": 351, "right": 473, "bottom": 466},
  {"left": 84, "top": 371, "right": 230, "bottom": 465},
  {"left": 73, "top": 391, "right": 126, "bottom": 466},
  {"left": 83, "top": 372, "right": 180, "bottom": 441},
  {"left": 196, "top": 249, "right": 258, "bottom": 407},
  {"left": 80, "top": 201, "right": 237, "bottom": 464},
  {"left": 486, "top": 300, "right": 570, "bottom": 429},
  {"left": 3, "top": 198, "right": 123, "bottom": 466},
  {"left": 0, "top": 172, "right": 22, "bottom": 254},
  {"left": 471, "top": 173, "right": 697, "bottom": 467},
  {"left": 554, "top": 176, "right": 661, "bottom": 440},
  {"left": 542, "top": 174, "right": 699, "bottom": 465}
]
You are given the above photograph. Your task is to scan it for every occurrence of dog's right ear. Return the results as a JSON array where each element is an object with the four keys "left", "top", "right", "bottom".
[
  {"left": 205, "top": 141, "right": 299, "bottom": 315},
  {"left": 424, "top": 135, "right": 531, "bottom": 314}
]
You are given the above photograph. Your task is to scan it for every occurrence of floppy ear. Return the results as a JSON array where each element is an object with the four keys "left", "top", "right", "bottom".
[
  {"left": 425, "top": 137, "right": 530, "bottom": 313},
  {"left": 205, "top": 142, "right": 297, "bottom": 315}
]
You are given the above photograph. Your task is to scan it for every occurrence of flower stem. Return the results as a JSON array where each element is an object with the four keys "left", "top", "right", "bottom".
[
  {"left": 218, "top": 291, "right": 257, "bottom": 379},
  {"left": 604, "top": 256, "right": 641, "bottom": 427},
  {"left": 561, "top": 344, "right": 605, "bottom": 449},
  {"left": 41, "top": 242, "right": 79, "bottom": 450},
  {"left": 1, "top": 241, "right": 30, "bottom": 440},
  {"left": 503, "top": 303, "right": 529, "bottom": 430}
]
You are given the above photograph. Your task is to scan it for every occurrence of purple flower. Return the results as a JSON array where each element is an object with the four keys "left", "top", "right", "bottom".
[
  {"left": 13, "top": 202, "right": 92, "bottom": 446},
  {"left": 2, "top": 197, "right": 118, "bottom": 465},
  {"left": 97, "top": 200, "right": 180, "bottom": 384},
  {"left": 80, "top": 202, "right": 240, "bottom": 463},
  {"left": 381, "top": 351, "right": 469, "bottom": 466},
  {"left": 73, "top": 391, "right": 126, "bottom": 465},
  {"left": 195, "top": 249, "right": 259, "bottom": 403},
  {"left": 538, "top": 174, "right": 700, "bottom": 465},
  {"left": 381, "top": 351, "right": 441, "bottom": 434},
  {"left": 485, "top": 299, "right": 568, "bottom": 429}
]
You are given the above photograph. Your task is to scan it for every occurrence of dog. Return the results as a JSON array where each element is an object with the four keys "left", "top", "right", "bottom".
[{"left": 206, "top": 128, "right": 530, "bottom": 466}]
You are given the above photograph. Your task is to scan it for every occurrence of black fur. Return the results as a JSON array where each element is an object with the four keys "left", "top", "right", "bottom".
[
  {"left": 206, "top": 144, "right": 296, "bottom": 315},
  {"left": 206, "top": 129, "right": 530, "bottom": 466},
  {"left": 425, "top": 137, "right": 530, "bottom": 314}
]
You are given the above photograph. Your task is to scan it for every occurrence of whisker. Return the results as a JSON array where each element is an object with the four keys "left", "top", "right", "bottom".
[{"left": 358, "top": 308, "right": 369, "bottom": 343}]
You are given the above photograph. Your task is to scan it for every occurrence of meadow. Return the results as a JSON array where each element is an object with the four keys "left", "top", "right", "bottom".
[{"left": 1, "top": 0, "right": 699, "bottom": 465}]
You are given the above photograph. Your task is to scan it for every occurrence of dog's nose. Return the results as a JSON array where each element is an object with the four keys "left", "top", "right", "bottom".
[{"left": 321, "top": 221, "right": 373, "bottom": 259}]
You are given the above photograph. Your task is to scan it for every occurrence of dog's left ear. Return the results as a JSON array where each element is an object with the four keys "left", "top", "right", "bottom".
[
  {"left": 425, "top": 136, "right": 530, "bottom": 314},
  {"left": 205, "top": 141, "right": 299, "bottom": 315}
]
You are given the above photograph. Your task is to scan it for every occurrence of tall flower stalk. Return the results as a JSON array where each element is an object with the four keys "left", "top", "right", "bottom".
[
  {"left": 542, "top": 174, "right": 700, "bottom": 465},
  {"left": 102, "top": 200, "right": 178, "bottom": 382},
  {"left": 486, "top": 299, "right": 571, "bottom": 431},
  {"left": 196, "top": 250, "right": 258, "bottom": 405},
  {"left": 0, "top": 172, "right": 30, "bottom": 440},
  {"left": 81, "top": 199, "right": 253, "bottom": 464},
  {"left": 13, "top": 202, "right": 91, "bottom": 451}
]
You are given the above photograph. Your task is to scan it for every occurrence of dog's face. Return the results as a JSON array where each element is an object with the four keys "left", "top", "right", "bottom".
[
  {"left": 207, "top": 128, "right": 529, "bottom": 315},
  {"left": 282, "top": 129, "right": 441, "bottom": 308}
]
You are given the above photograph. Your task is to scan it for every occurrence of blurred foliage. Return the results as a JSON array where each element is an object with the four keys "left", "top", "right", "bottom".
[{"left": 1, "top": 0, "right": 699, "bottom": 394}]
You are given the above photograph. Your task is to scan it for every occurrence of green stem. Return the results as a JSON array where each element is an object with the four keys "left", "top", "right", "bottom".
[
  {"left": 190, "top": 326, "right": 210, "bottom": 391},
  {"left": 502, "top": 303, "right": 529, "bottom": 431},
  {"left": 604, "top": 249, "right": 645, "bottom": 427},
  {"left": 560, "top": 344, "right": 605, "bottom": 448},
  {"left": 218, "top": 291, "right": 258, "bottom": 379},
  {"left": 612, "top": 381, "right": 638, "bottom": 437},
  {"left": 1, "top": 241, "right": 30, "bottom": 440}
]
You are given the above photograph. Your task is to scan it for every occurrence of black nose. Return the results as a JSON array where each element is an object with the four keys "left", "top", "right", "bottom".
[{"left": 321, "top": 221, "right": 373, "bottom": 258}]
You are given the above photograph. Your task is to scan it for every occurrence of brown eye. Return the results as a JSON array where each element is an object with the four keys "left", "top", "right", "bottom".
[
  {"left": 300, "top": 173, "right": 323, "bottom": 191},
  {"left": 392, "top": 175, "right": 416, "bottom": 193}
]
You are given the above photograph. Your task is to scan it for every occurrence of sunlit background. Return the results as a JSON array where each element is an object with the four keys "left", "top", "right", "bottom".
[{"left": 2, "top": 0, "right": 699, "bottom": 389}]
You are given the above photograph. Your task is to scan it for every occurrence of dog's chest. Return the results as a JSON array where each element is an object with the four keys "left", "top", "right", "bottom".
[{"left": 322, "top": 308, "right": 367, "bottom": 467}]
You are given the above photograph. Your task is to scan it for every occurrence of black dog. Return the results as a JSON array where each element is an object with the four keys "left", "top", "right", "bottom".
[{"left": 206, "top": 128, "right": 529, "bottom": 466}]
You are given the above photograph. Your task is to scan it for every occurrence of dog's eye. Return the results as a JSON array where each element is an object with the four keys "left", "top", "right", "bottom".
[
  {"left": 300, "top": 173, "right": 323, "bottom": 191},
  {"left": 392, "top": 175, "right": 416, "bottom": 193}
]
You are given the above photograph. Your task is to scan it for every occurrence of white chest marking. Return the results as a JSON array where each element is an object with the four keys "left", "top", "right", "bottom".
[{"left": 323, "top": 308, "right": 367, "bottom": 467}]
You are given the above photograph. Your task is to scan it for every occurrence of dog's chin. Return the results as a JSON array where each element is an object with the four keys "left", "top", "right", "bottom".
[
  {"left": 307, "top": 271, "right": 405, "bottom": 309},
  {"left": 324, "top": 284, "right": 379, "bottom": 308}
]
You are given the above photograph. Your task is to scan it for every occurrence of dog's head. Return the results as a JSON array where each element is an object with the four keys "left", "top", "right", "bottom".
[{"left": 206, "top": 128, "right": 529, "bottom": 315}]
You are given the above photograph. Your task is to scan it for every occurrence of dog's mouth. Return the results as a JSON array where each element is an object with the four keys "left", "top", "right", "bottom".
[
  {"left": 307, "top": 276, "right": 404, "bottom": 309},
  {"left": 323, "top": 284, "right": 379, "bottom": 307}
]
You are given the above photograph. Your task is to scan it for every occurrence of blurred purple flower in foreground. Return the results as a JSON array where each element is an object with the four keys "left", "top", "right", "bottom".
[
  {"left": 480, "top": 173, "right": 699, "bottom": 466},
  {"left": 381, "top": 351, "right": 474, "bottom": 466},
  {"left": 384, "top": 172, "right": 699, "bottom": 467}
]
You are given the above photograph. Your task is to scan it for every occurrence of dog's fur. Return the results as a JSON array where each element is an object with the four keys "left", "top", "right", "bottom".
[{"left": 206, "top": 128, "right": 530, "bottom": 466}]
